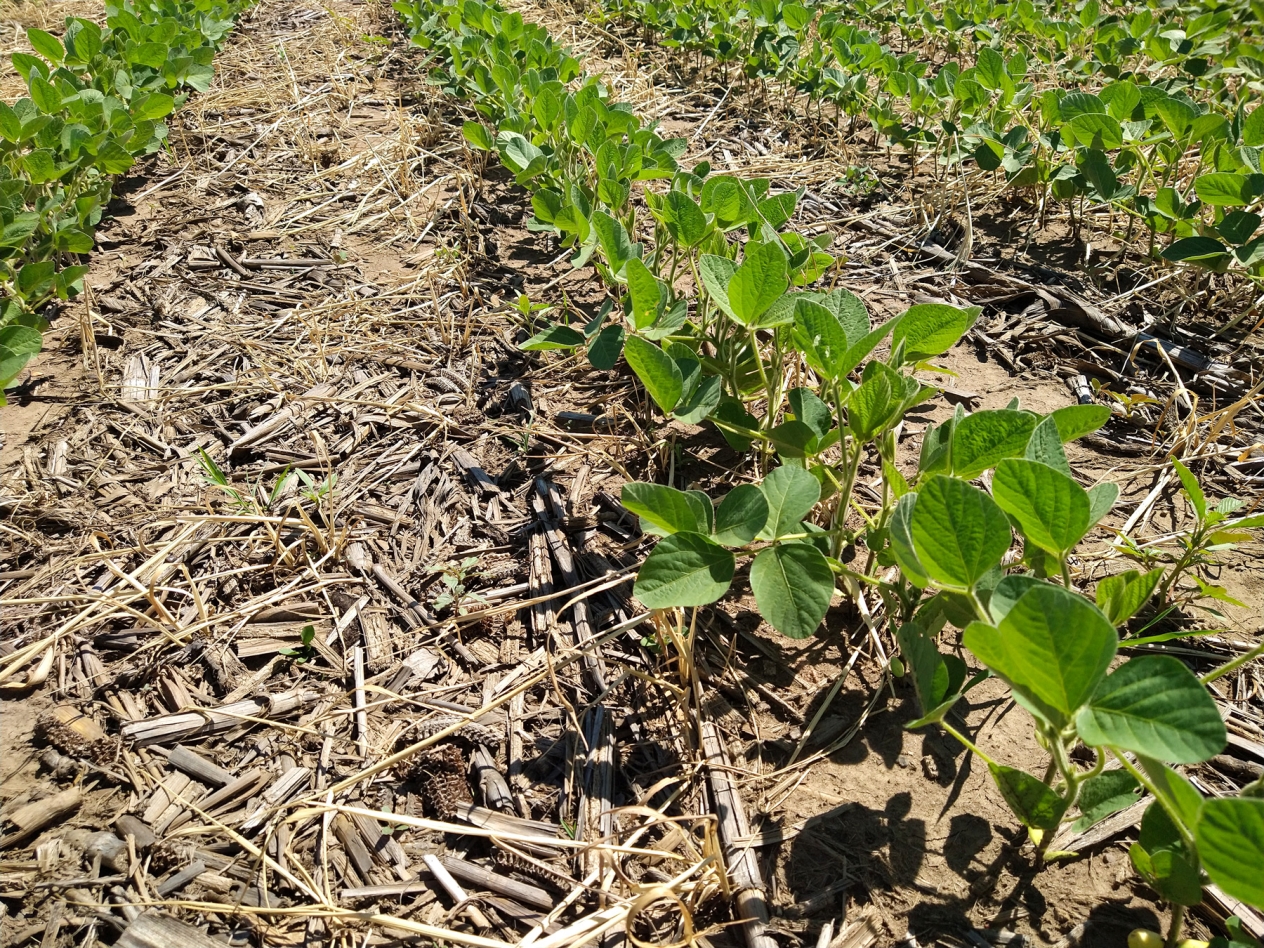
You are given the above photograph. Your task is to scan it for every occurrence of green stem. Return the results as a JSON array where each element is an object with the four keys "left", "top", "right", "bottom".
[
  {"left": 1201, "top": 640, "right": 1264, "bottom": 686},
  {"left": 1166, "top": 903, "right": 1186, "bottom": 948},
  {"left": 940, "top": 718, "right": 997, "bottom": 767}
]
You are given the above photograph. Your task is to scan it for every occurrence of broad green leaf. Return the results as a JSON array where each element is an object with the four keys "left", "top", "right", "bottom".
[
  {"left": 26, "top": 28, "right": 65, "bottom": 63},
  {"left": 698, "top": 254, "right": 738, "bottom": 319},
  {"left": 626, "top": 257, "right": 666, "bottom": 330},
  {"left": 1138, "top": 757, "right": 1205, "bottom": 830},
  {"left": 987, "top": 574, "right": 1043, "bottom": 624},
  {"left": 712, "top": 396, "right": 758, "bottom": 452},
  {"left": 0, "top": 325, "right": 42, "bottom": 389},
  {"left": 758, "top": 464, "right": 820, "bottom": 540},
  {"left": 964, "top": 583, "right": 1116, "bottom": 726},
  {"left": 462, "top": 120, "right": 493, "bottom": 151},
  {"left": 1067, "top": 113, "right": 1124, "bottom": 149},
  {"left": 1132, "top": 802, "right": 1204, "bottom": 906},
  {"left": 848, "top": 361, "right": 900, "bottom": 441},
  {"left": 989, "top": 764, "right": 1069, "bottom": 830},
  {"left": 1024, "top": 415, "right": 1070, "bottom": 475},
  {"left": 1072, "top": 770, "right": 1141, "bottom": 833},
  {"left": 1194, "top": 172, "right": 1255, "bottom": 207},
  {"left": 897, "top": 623, "right": 967, "bottom": 725},
  {"left": 910, "top": 475, "right": 1012, "bottom": 590},
  {"left": 1050, "top": 404, "right": 1110, "bottom": 442},
  {"left": 992, "top": 458, "right": 1091, "bottom": 560},
  {"left": 713, "top": 484, "right": 769, "bottom": 547},
  {"left": 1162, "top": 236, "right": 1230, "bottom": 264},
  {"left": 1076, "top": 656, "right": 1225, "bottom": 763},
  {"left": 621, "top": 482, "right": 709, "bottom": 537},
  {"left": 1087, "top": 482, "right": 1118, "bottom": 526},
  {"left": 634, "top": 533, "right": 734, "bottom": 608},
  {"left": 592, "top": 210, "right": 640, "bottom": 275},
  {"left": 951, "top": 409, "right": 1038, "bottom": 480},
  {"left": 788, "top": 387, "right": 832, "bottom": 439},
  {"left": 673, "top": 374, "right": 721, "bottom": 424},
  {"left": 521, "top": 323, "right": 584, "bottom": 350},
  {"left": 889, "top": 493, "right": 930, "bottom": 589},
  {"left": 749, "top": 542, "right": 834, "bottom": 639},
  {"left": 791, "top": 298, "right": 850, "bottom": 379},
  {"left": 728, "top": 242, "right": 788, "bottom": 326},
  {"left": 663, "top": 190, "right": 707, "bottom": 246},
  {"left": 588, "top": 324, "right": 624, "bottom": 370},
  {"left": 1096, "top": 568, "right": 1164, "bottom": 626},
  {"left": 1196, "top": 798, "right": 1264, "bottom": 908},
  {"left": 1171, "top": 457, "right": 1207, "bottom": 521},
  {"left": 890, "top": 303, "right": 979, "bottom": 365},
  {"left": 624, "top": 335, "right": 682, "bottom": 412}
]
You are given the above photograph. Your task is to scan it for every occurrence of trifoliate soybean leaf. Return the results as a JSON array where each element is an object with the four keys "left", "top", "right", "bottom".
[
  {"left": 673, "top": 374, "right": 721, "bottom": 424},
  {"left": 714, "top": 484, "right": 769, "bottom": 547},
  {"left": 26, "top": 28, "right": 64, "bottom": 63},
  {"left": 0, "top": 325, "right": 42, "bottom": 389},
  {"left": 621, "top": 482, "right": 710, "bottom": 537},
  {"left": 890, "top": 303, "right": 980, "bottom": 365},
  {"left": 791, "top": 298, "right": 849, "bottom": 379},
  {"left": 951, "top": 409, "right": 1038, "bottom": 480},
  {"left": 634, "top": 532, "right": 734, "bottom": 609},
  {"left": 889, "top": 493, "right": 930, "bottom": 589},
  {"left": 592, "top": 211, "right": 640, "bottom": 276},
  {"left": 964, "top": 583, "right": 1116, "bottom": 726},
  {"left": 686, "top": 491, "right": 714, "bottom": 534},
  {"left": 815, "top": 287, "right": 870, "bottom": 344},
  {"left": 910, "top": 475, "right": 1012, "bottom": 590},
  {"left": 1217, "top": 210, "right": 1261, "bottom": 245},
  {"left": 788, "top": 387, "right": 832, "bottom": 439},
  {"left": 849, "top": 361, "right": 900, "bottom": 441},
  {"left": 1096, "top": 568, "right": 1164, "bottom": 626},
  {"left": 758, "top": 464, "right": 820, "bottom": 541},
  {"left": 1072, "top": 770, "right": 1142, "bottom": 833},
  {"left": 664, "top": 190, "right": 708, "bottom": 246},
  {"left": 1076, "top": 655, "right": 1225, "bottom": 763},
  {"left": 897, "top": 623, "right": 959, "bottom": 718},
  {"left": 698, "top": 254, "right": 738, "bottom": 320},
  {"left": 1195, "top": 172, "right": 1255, "bottom": 207},
  {"left": 521, "top": 323, "right": 585, "bottom": 350},
  {"left": 624, "top": 335, "right": 683, "bottom": 412},
  {"left": 1171, "top": 457, "right": 1207, "bottom": 521},
  {"left": 1087, "top": 481, "right": 1119, "bottom": 527},
  {"left": 1137, "top": 757, "right": 1205, "bottom": 831},
  {"left": 1058, "top": 91, "right": 1105, "bottom": 120},
  {"left": 989, "top": 764, "right": 1069, "bottom": 830},
  {"left": 728, "top": 241, "right": 788, "bottom": 327},
  {"left": 1196, "top": 798, "right": 1264, "bottom": 909},
  {"left": 769, "top": 420, "right": 816, "bottom": 458},
  {"left": 1024, "top": 415, "right": 1071, "bottom": 475},
  {"left": 750, "top": 541, "right": 834, "bottom": 639},
  {"left": 992, "top": 458, "right": 1092, "bottom": 560},
  {"left": 587, "top": 324, "right": 624, "bottom": 370},
  {"left": 1050, "top": 404, "right": 1111, "bottom": 442}
]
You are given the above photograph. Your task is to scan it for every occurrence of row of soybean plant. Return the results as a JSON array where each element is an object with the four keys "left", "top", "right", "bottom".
[
  {"left": 590, "top": 0, "right": 1264, "bottom": 282},
  {"left": 394, "top": 0, "right": 1264, "bottom": 936},
  {"left": 1, "top": 0, "right": 257, "bottom": 404}
]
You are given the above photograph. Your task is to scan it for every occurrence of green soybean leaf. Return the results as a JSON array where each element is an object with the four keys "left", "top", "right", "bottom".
[
  {"left": 1076, "top": 655, "right": 1226, "bottom": 763},
  {"left": 1132, "top": 802, "right": 1204, "bottom": 906},
  {"left": 951, "top": 409, "right": 1038, "bottom": 480},
  {"left": 728, "top": 242, "right": 788, "bottom": 327},
  {"left": 664, "top": 190, "right": 707, "bottom": 246},
  {"left": 1024, "top": 415, "right": 1070, "bottom": 475},
  {"left": 1050, "top": 404, "right": 1111, "bottom": 442},
  {"left": 27, "top": 28, "right": 65, "bottom": 63},
  {"left": 1096, "top": 568, "right": 1164, "bottom": 626},
  {"left": 1072, "top": 770, "right": 1142, "bottom": 833},
  {"left": 758, "top": 464, "right": 820, "bottom": 540},
  {"left": 964, "top": 583, "right": 1116, "bottom": 726},
  {"left": 522, "top": 323, "right": 584, "bottom": 350},
  {"left": 624, "top": 335, "right": 682, "bottom": 412},
  {"left": 849, "top": 361, "right": 901, "bottom": 441},
  {"left": 788, "top": 387, "right": 832, "bottom": 440},
  {"left": 686, "top": 491, "right": 714, "bottom": 533},
  {"left": 592, "top": 210, "right": 640, "bottom": 276},
  {"left": 992, "top": 458, "right": 1091, "bottom": 560},
  {"left": 1194, "top": 172, "right": 1255, "bottom": 207},
  {"left": 634, "top": 533, "right": 734, "bottom": 608},
  {"left": 713, "top": 484, "right": 769, "bottom": 547},
  {"left": 1196, "top": 798, "right": 1264, "bottom": 909},
  {"left": 791, "top": 298, "right": 849, "bottom": 379},
  {"left": 1138, "top": 757, "right": 1205, "bottom": 831},
  {"left": 989, "top": 764, "right": 1069, "bottom": 830},
  {"left": 889, "top": 493, "right": 930, "bottom": 589},
  {"left": 897, "top": 623, "right": 967, "bottom": 725},
  {"left": 890, "top": 303, "right": 979, "bottom": 365},
  {"left": 698, "top": 254, "right": 738, "bottom": 320},
  {"left": 0, "top": 325, "right": 42, "bottom": 390},
  {"left": 626, "top": 257, "right": 666, "bottom": 330},
  {"left": 462, "top": 120, "right": 493, "bottom": 151},
  {"left": 1087, "top": 482, "right": 1119, "bottom": 526},
  {"left": 588, "top": 324, "right": 624, "bottom": 370},
  {"left": 749, "top": 542, "right": 834, "bottom": 639},
  {"left": 673, "top": 374, "right": 721, "bottom": 424},
  {"left": 987, "top": 574, "right": 1043, "bottom": 624},
  {"left": 622, "top": 482, "right": 709, "bottom": 537},
  {"left": 910, "top": 475, "right": 1012, "bottom": 590},
  {"left": 1162, "top": 236, "right": 1230, "bottom": 265},
  {"left": 712, "top": 396, "right": 758, "bottom": 452}
]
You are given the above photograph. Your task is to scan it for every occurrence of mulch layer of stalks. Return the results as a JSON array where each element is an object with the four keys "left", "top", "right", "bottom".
[{"left": 1, "top": 0, "right": 1263, "bottom": 947}]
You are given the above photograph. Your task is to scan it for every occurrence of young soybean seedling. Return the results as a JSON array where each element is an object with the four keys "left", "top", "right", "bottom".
[{"left": 279, "top": 625, "right": 317, "bottom": 665}]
